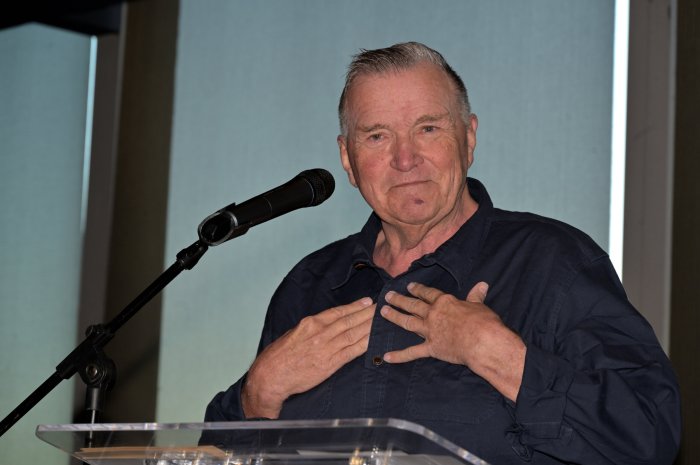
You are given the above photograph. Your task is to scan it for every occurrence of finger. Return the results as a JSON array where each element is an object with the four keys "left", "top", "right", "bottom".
[
  {"left": 334, "top": 314, "right": 374, "bottom": 349},
  {"left": 326, "top": 302, "right": 375, "bottom": 338},
  {"left": 318, "top": 297, "right": 374, "bottom": 324},
  {"left": 385, "top": 290, "right": 428, "bottom": 318},
  {"left": 383, "top": 343, "right": 430, "bottom": 363},
  {"left": 380, "top": 305, "right": 426, "bottom": 336},
  {"left": 329, "top": 332, "right": 370, "bottom": 368},
  {"left": 336, "top": 297, "right": 374, "bottom": 314},
  {"left": 466, "top": 281, "right": 489, "bottom": 303},
  {"left": 406, "top": 282, "right": 444, "bottom": 303},
  {"left": 319, "top": 307, "right": 374, "bottom": 355},
  {"left": 295, "top": 300, "right": 374, "bottom": 347}
]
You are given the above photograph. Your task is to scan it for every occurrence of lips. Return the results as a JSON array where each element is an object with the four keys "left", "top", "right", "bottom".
[{"left": 392, "top": 180, "right": 429, "bottom": 188}]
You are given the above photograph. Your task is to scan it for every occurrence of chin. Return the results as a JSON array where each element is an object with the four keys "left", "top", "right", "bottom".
[{"left": 392, "top": 206, "right": 440, "bottom": 226}]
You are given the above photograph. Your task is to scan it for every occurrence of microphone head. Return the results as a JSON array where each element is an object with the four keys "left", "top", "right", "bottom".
[{"left": 299, "top": 168, "right": 335, "bottom": 206}]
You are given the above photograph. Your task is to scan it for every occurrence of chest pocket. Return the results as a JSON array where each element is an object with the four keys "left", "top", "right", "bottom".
[{"left": 406, "top": 359, "right": 499, "bottom": 424}]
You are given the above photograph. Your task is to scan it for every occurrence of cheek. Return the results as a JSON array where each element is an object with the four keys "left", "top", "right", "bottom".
[
  {"left": 352, "top": 151, "right": 388, "bottom": 181},
  {"left": 427, "top": 140, "right": 464, "bottom": 172}
]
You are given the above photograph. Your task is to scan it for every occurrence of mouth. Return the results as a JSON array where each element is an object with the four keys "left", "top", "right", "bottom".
[{"left": 392, "top": 180, "right": 429, "bottom": 188}]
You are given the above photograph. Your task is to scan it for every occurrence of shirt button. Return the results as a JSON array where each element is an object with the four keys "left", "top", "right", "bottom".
[{"left": 372, "top": 356, "right": 383, "bottom": 366}]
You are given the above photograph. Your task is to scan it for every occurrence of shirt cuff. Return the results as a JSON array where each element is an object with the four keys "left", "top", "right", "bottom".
[
  {"left": 510, "top": 344, "right": 575, "bottom": 442},
  {"left": 204, "top": 374, "right": 247, "bottom": 422}
]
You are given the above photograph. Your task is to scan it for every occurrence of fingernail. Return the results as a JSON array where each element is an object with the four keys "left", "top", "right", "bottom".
[
  {"left": 380, "top": 305, "right": 390, "bottom": 316},
  {"left": 360, "top": 297, "right": 373, "bottom": 306},
  {"left": 385, "top": 291, "right": 395, "bottom": 301},
  {"left": 407, "top": 282, "right": 416, "bottom": 290}
]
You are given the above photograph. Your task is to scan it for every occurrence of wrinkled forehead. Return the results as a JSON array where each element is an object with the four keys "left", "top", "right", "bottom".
[{"left": 343, "top": 64, "right": 461, "bottom": 130}]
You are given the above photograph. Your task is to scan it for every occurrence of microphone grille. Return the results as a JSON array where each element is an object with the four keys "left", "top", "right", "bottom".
[{"left": 300, "top": 168, "right": 335, "bottom": 206}]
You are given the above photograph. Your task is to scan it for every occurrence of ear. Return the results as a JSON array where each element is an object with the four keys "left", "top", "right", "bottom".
[
  {"left": 466, "top": 114, "right": 478, "bottom": 168},
  {"left": 337, "top": 135, "right": 358, "bottom": 187}
]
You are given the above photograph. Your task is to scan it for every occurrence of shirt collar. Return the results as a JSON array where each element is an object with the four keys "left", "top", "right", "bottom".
[
  {"left": 335, "top": 178, "right": 493, "bottom": 289},
  {"left": 416, "top": 177, "right": 493, "bottom": 290}
]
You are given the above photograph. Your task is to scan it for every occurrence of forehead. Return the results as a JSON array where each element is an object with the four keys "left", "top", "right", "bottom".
[{"left": 345, "top": 64, "right": 459, "bottom": 127}]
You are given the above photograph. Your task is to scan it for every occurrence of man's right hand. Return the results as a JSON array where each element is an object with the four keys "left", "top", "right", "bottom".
[{"left": 241, "top": 297, "right": 375, "bottom": 419}]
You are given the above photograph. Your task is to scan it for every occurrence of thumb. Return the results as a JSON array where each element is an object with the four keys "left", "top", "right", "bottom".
[{"left": 466, "top": 281, "right": 489, "bottom": 303}]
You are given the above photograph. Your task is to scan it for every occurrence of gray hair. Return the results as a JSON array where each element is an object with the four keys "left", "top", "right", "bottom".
[{"left": 338, "top": 42, "right": 471, "bottom": 135}]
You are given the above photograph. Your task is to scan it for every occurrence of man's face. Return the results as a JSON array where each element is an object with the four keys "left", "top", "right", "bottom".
[{"left": 338, "top": 63, "right": 477, "bottom": 229}]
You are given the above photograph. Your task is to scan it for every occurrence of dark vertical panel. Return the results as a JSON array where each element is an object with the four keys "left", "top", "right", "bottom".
[
  {"left": 101, "top": 0, "right": 179, "bottom": 422},
  {"left": 670, "top": 0, "right": 700, "bottom": 463},
  {"left": 623, "top": 0, "right": 674, "bottom": 350}
]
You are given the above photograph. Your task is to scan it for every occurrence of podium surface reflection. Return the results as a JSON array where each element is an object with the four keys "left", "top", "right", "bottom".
[{"left": 36, "top": 418, "right": 490, "bottom": 465}]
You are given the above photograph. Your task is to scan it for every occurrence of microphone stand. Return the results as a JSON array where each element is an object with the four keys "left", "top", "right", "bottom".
[{"left": 0, "top": 240, "right": 208, "bottom": 438}]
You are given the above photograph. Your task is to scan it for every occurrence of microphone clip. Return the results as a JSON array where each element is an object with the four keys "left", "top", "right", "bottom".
[{"left": 198, "top": 203, "right": 250, "bottom": 246}]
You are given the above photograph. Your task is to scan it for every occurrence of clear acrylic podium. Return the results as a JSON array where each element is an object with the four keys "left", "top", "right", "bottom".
[{"left": 36, "top": 418, "right": 490, "bottom": 465}]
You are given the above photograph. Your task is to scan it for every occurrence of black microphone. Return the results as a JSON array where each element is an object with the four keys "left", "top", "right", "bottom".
[{"left": 197, "top": 168, "right": 335, "bottom": 246}]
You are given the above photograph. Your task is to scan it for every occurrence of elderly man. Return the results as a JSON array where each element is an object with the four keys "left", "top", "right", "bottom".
[{"left": 206, "top": 42, "right": 681, "bottom": 464}]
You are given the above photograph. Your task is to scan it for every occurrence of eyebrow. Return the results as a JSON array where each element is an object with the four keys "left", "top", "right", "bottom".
[
  {"left": 357, "top": 123, "right": 390, "bottom": 133},
  {"left": 415, "top": 112, "right": 451, "bottom": 125},
  {"left": 355, "top": 112, "right": 453, "bottom": 134}
]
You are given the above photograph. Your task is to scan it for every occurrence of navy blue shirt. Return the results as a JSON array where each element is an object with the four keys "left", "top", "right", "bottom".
[{"left": 206, "top": 179, "right": 681, "bottom": 464}]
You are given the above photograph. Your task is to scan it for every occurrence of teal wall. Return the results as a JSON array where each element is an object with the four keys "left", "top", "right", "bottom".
[
  {"left": 0, "top": 3, "right": 617, "bottom": 461},
  {"left": 0, "top": 24, "right": 90, "bottom": 464},
  {"left": 157, "top": 0, "right": 614, "bottom": 422}
]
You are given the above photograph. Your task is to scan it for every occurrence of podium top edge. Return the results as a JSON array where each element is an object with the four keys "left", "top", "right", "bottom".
[{"left": 37, "top": 417, "right": 423, "bottom": 432}]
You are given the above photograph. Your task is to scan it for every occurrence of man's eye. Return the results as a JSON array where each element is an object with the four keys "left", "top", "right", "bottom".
[
  {"left": 368, "top": 133, "right": 383, "bottom": 142},
  {"left": 422, "top": 125, "right": 437, "bottom": 133}
]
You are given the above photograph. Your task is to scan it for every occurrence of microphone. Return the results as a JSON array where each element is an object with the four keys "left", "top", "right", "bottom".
[{"left": 197, "top": 168, "right": 335, "bottom": 246}]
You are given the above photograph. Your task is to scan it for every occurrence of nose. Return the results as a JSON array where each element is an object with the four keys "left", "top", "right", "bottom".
[{"left": 390, "top": 135, "right": 422, "bottom": 172}]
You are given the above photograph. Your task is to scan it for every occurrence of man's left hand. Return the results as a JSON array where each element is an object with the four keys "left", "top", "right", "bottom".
[{"left": 381, "top": 281, "right": 526, "bottom": 402}]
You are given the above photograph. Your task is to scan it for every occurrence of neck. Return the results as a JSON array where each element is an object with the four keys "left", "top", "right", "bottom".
[{"left": 373, "top": 193, "right": 478, "bottom": 277}]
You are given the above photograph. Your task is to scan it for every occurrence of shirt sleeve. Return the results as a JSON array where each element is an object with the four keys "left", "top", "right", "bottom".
[
  {"left": 205, "top": 374, "right": 247, "bottom": 421},
  {"left": 507, "top": 256, "right": 682, "bottom": 464}
]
